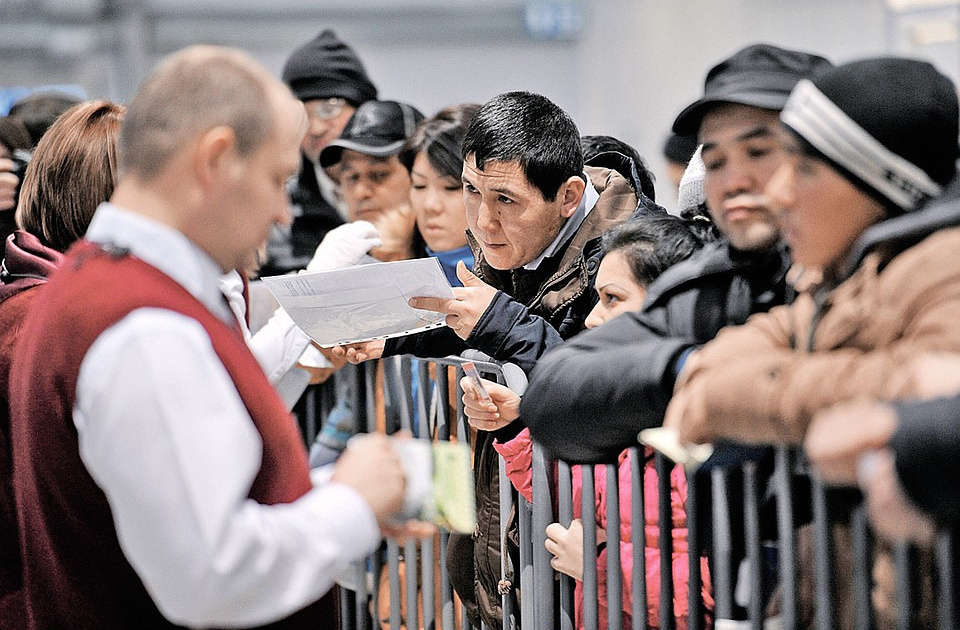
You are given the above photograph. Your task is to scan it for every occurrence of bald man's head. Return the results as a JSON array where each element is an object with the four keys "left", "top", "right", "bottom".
[{"left": 120, "top": 46, "right": 294, "bottom": 181}]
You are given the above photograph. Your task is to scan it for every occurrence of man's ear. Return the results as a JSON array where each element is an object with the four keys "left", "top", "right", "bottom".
[
  {"left": 558, "top": 175, "right": 586, "bottom": 218},
  {"left": 194, "top": 125, "right": 237, "bottom": 188}
]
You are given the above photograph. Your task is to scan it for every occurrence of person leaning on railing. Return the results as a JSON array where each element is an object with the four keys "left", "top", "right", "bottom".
[
  {"left": 665, "top": 57, "right": 960, "bottom": 629},
  {"left": 462, "top": 212, "right": 717, "bottom": 630}
]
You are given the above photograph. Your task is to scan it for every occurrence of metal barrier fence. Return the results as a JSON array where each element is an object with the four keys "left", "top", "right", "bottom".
[{"left": 295, "top": 355, "right": 958, "bottom": 630}]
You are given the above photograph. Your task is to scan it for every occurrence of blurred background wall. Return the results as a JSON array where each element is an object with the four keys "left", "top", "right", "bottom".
[{"left": 0, "top": 0, "right": 956, "bottom": 205}]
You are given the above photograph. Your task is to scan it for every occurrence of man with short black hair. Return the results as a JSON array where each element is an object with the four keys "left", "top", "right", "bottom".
[{"left": 338, "top": 90, "right": 642, "bottom": 629}]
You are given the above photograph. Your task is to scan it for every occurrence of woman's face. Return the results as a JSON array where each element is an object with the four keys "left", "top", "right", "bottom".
[
  {"left": 410, "top": 152, "right": 469, "bottom": 252},
  {"left": 584, "top": 250, "right": 648, "bottom": 329},
  {"left": 767, "top": 147, "right": 886, "bottom": 271}
]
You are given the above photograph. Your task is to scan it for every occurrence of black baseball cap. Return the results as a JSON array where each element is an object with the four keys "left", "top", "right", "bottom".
[
  {"left": 672, "top": 43, "right": 832, "bottom": 136},
  {"left": 319, "top": 100, "right": 424, "bottom": 168}
]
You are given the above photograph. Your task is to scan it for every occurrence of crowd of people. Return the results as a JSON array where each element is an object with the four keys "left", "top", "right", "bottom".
[{"left": 0, "top": 24, "right": 957, "bottom": 630}]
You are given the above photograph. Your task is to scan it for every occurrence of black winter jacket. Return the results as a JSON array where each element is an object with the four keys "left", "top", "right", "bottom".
[{"left": 522, "top": 239, "right": 791, "bottom": 464}]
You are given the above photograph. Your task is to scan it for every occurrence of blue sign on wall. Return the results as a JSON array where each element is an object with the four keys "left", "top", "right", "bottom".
[{"left": 524, "top": 1, "right": 586, "bottom": 41}]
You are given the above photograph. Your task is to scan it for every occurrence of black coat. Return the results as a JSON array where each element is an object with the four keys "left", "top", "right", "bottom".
[{"left": 522, "top": 239, "right": 791, "bottom": 463}]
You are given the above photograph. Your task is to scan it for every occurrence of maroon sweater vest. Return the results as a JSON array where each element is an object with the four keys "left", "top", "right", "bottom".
[{"left": 10, "top": 241, "right": 331, "bottom": 629}]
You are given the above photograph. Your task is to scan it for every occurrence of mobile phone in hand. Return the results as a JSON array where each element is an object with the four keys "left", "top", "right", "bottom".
[{"left": 462, "top": 362, "right": 492, "bottom": 401}]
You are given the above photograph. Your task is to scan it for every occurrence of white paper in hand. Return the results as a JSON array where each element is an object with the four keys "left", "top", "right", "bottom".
[{"left": 261, "top": 258, "right": 455, "bottom": 347}]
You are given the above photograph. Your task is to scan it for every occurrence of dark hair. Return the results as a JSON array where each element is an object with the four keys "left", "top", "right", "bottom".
[
  {"left": 16, "top": 100, "right": 125, "bottom": 252},
  {"left": 662, "top": 132, "right": 699, "bottom": 165},
  {"left": 399, "top": 103, "right": 480, "bottom": 180},
  {"left": 601, "top": 213, "right": 714, "bottom": 286},
  {"left": 0, "top": 116, "right": 31, "bottom": 155},
  {"left": 580, "top": 134, "right": 656, "bottom": 202},
  {"left": 8, "top": 91, "right": 81, "bottom": 147},
  {"left": 679, "top": 202, "right": 722, "bottom": 242},
  {"left": 461, "top": 91, "right": 582, "bottom": 202}
]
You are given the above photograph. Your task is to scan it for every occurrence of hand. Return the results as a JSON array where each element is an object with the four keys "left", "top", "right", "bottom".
[
  {"left": 0, "top": 158, "right": 18, "bottom": 212},
  {"left": 408, "top": 261, "right": 497, "bottom": 340},
  {"left": 544, "top": 520, "right": 607, "bottom": 581},
  {"left": 332, "top": 432, "right": 405, "bottom": 525},
  {"left": 460, "top": 376, "right": 520, "bottom": 432},
  {"left": 305, "top": 220, "right": 380, "bottom": 272},
  {"left": 331, "top": 339, "right": 385, "bottom": 364},
  {"left": 805, "top": 401, "right": 898, "bottom": 485},
  {"left": 859, "top": 450, "right": 935, "bottom": 545}
]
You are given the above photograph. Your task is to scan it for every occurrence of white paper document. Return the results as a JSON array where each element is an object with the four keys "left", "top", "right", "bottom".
[{"left": 261, "top": 258, "right": 455, "bottom": 347}]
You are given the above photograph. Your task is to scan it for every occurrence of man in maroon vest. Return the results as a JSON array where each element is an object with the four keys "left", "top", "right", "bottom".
[{"left": 9, "top": 45, "right": 409, "bottom": 629}]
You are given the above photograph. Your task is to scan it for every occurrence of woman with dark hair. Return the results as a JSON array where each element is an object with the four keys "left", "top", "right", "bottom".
[
  {"left": 399, "top": 103, "right": 480, "bottom": 285},
  {"left": 0, "top": 100, "right": 125, "bottom": 628}
]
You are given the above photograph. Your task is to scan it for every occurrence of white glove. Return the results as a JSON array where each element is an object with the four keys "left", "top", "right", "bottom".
[{"left": 304, "top": 220, "right": 381, "bottom": 273}]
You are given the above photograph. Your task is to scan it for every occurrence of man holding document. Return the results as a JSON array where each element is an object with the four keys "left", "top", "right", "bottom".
[
  {"left": 9, "top": 46, "right": 417, "bottom": 629},
  {"left": 336, "top": 90, "right": 641, "bottom": 629}
]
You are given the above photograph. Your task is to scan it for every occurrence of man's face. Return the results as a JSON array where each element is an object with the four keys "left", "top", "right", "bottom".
[
  {"left": 700, "top": 104, "right": 786, "bottom": 252},
  {"left": 300, "top": 98, "right": 355, "bottom": 164},
  {"left": 220, "top": 92, "right": 305, "bottom": 272},
  {"left": 766, "top": 142, "right": 885, "bottom": 271},
  {"left": 461, "top": 154, "right": 579, "bottom": 271},
  {"left": 339, "top": 151, "right": 412, "bottom": 223}
]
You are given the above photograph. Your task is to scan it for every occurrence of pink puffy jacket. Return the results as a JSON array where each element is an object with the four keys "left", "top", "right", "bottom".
[{"left": 493, "top": 428, "right": 713, "bottom": 630}]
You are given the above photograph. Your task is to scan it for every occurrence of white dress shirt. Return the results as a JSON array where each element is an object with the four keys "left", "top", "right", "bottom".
[
  {"left": 219, "top": 270, "right": 312, "bottom": 385},
  {"left": 74, "top": 203, "right": 380, "bottom": 628}
]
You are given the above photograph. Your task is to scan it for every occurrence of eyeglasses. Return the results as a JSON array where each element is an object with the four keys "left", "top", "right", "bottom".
[{"left": 307, "top": 98, "right": 349, "bottom": 120}]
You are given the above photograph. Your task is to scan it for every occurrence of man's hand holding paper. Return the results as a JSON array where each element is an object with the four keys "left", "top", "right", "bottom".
[{"left": 407, "top": 261, "right": 498, "bottom": 340}]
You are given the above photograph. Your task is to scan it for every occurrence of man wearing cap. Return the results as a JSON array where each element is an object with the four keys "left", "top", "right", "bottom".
[
  {"left": 522, "top": 43, "right": 831, "bottom": 463},
  {"left": 262, "top": 29, "right": 379, "bottom": 275},
  {"left": 667, "top": 56, "right": 960, "bottom": 628}
]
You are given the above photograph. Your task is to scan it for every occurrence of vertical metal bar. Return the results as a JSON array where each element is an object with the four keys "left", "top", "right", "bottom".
[
  {"left": 894, "top": 542, "right": 915, "bottom": 630},
  {"left": 582, "top": 465, "right": 599, "bottom": 630},
  {"left": 436, "top": 361, "right": 451, "bottom": 442},
  {"left": 685, "top": 464, "right": 702, "bottom": 630},
  {"left": 417, "top": 360, "right": 431, "bottom": 440},
  {"left": 393, "top": 356, "right": 414, "bottom": 433},
  {"left": 363, "top": 362, "right": 377, "bottom": 434},
  {"left": 937, "top": 529, "right": 956, "bottom": 630},
  {"left": 440, "top": 529, "right": 455, "bottom": 630},
  {"left": 630, "top": 448, "right": 647, "bottom": 630},
  {"left": 340, "top": 583, "right": 356, "bottom": 630},
  {"left": 850, "top": 502, "right": 873, "bottom": 630},
  {"left": 532, "top": 443, "right": 555, "bottom": 630},
  {"left": 775, "top": 446, "right": 797, "bottom": 630},
  {"left": 557, "top": 460, "right": 575, "bottom": 630},
  {"left": 743, "top": 461, "right": 763, "bottom": 630},
  {"left": 355, "top": 557, "right": 371, "bottom": 630},
  {"left": 711, "top": 467, "right": 733, "bottom": 620},
  {"left": 421, "top": 535, "right": 436, "bottom": 630},
  {"left": 455, "top": 365, "right": 471, "bottom": 447},
  {"left": 811, "top": 475, "right": 833, "bottom": 630},
  {"left": 656, "top": 453, "right": 676, "bottom": 630},
  {"left": 518, "top": 495, "right": 534, "bottom": 628},
  {"left": 387, "top": 540, "right": 402, "bottom": 630},
  {"left": 605, "top": 462, "right": 623, "bottom": 630},
  {"left": 405, "top": 539, "right": 420, "bottom": 630},
  {"left": 497, "top": 456, "right": 515, "bottom": 628},
  {"left": 303, "top": 385, "right": 318, "bottom": 445}
]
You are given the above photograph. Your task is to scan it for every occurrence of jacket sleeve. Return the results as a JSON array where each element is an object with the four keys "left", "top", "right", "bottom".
[
  {"left": 521, "top": 312, "right": 693, "bottom": 464},
  {"left": 888, "top": 394, "right": 960, "bottom": 527},
  {"left": 467, "top": 291, "right": 566, "bottom": 375},
  {"left": 671, "top": 250, "right": 960, "bottom": 445},
  {"left": 383, "top": 326, "right": 468, "bottom": 360},
  {"left": 491, "top": 427, "right": 535, "bottom": 504}
]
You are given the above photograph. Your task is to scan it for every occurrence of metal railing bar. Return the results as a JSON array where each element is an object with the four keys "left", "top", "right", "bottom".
[
  {"left": 582, "top": 465, "right": 599, "bottom": 630},
  {"left": 606, "top": 462, "right": 623, "bottom": 630}
]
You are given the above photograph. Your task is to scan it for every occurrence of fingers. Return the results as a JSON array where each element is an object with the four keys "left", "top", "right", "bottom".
[{"left": 408, "top": 296, "right": 457, "bottom": 314}]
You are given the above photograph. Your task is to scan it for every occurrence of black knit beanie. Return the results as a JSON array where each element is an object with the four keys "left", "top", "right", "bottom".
[
  {"left": 282, "top": 29, "right": 378, "bottom": 107},
  {"left": 781, "top": 57, "right": 959, "bottom": 212}
]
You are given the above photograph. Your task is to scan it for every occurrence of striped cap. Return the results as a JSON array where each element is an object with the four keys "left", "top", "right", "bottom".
[{"left": 780, "top": 58, "right": 958, "bottom": 212}]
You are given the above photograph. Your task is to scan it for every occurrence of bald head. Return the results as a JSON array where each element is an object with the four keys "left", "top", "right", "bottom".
[{"left": 120, "top": 45, "right": 298, "bottom": 181}]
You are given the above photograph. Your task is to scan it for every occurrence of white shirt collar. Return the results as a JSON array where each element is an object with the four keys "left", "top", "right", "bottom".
[
  {"left": 85, "top": 202, "right": 234, "bottom": 324},
  {"left": 523, "top": 173, "right": 599, "bottom": 271}
]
